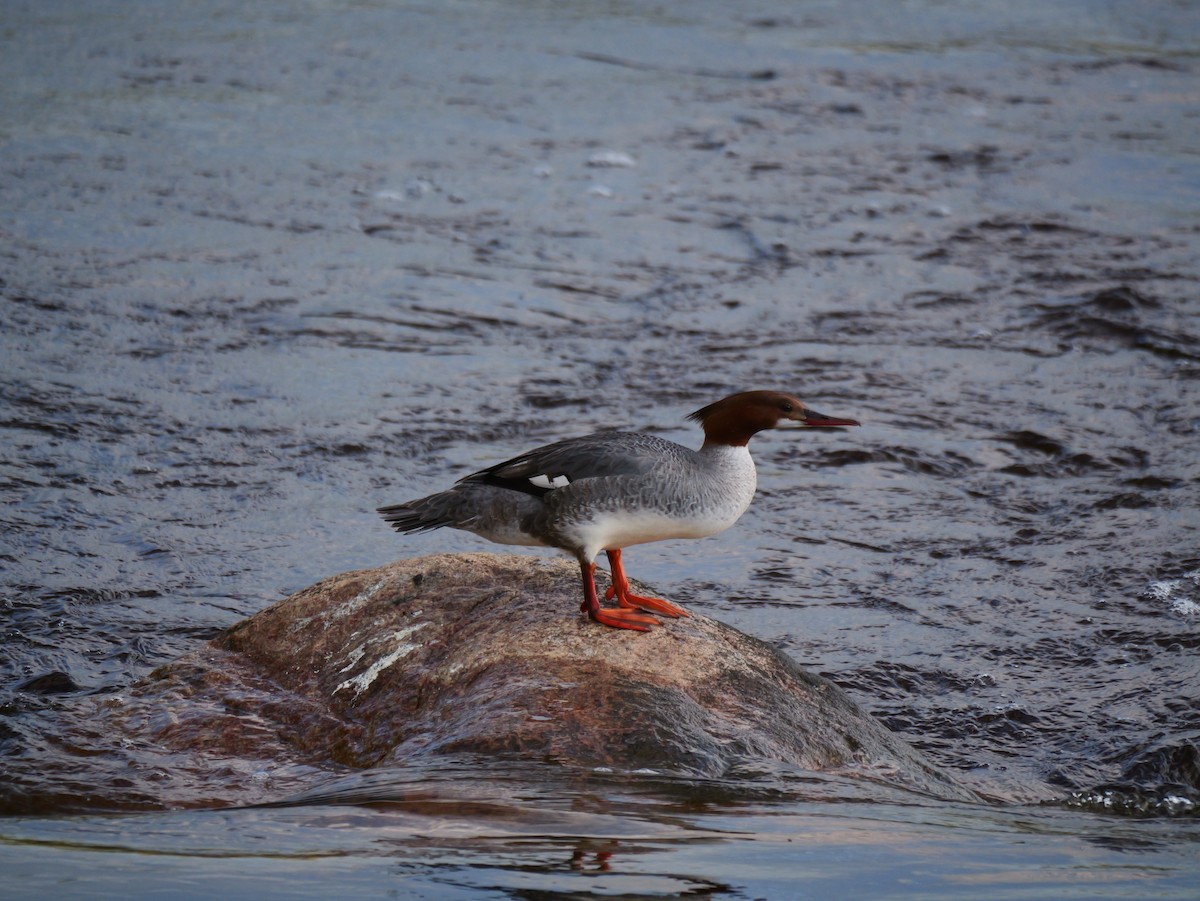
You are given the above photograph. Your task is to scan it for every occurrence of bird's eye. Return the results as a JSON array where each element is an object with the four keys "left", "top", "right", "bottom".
[{"left": 779, "top": 401, "right": 794, "bottom": 412}]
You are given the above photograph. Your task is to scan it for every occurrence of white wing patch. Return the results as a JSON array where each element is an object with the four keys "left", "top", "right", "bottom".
[{"left": 528, "top": 473, "right": 571, "bottom": 490}]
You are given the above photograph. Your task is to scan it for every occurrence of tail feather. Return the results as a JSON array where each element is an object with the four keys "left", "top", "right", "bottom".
[
  {"left": 377, "top": 483, "right": 545, "bottom": 547},
  {"left": 377, "top": 497, "right": 454, "bottom": 534}
]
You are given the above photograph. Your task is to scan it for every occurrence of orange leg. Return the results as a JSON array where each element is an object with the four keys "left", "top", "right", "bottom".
[
  {"left": 603, "top": 549, "right": 689, "bottom": 618},
  {"left": 579, "top": 560, "right": 659, "bottom": 631}
]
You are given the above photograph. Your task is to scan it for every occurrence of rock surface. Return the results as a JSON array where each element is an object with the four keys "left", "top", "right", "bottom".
[{"left": 128, "top": 553, "right": 973, "bottom": 801}]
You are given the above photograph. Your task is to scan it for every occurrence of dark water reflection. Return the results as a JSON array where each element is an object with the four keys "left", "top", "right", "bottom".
[
  {"left": 2, "top": 0, "right": 1199, "bottom": 895},
  {"left": 5, "top": 758, "right": 1199, "bottom": 900}
]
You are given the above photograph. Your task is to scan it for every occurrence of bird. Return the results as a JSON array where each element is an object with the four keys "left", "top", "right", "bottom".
[{"left": 378, "top": 390, "right": 859, "bottom": 632}]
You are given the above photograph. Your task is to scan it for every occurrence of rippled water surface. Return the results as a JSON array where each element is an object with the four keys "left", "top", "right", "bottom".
[{"left": 2, "top": 0, "right": 1198, "bottom": 896}]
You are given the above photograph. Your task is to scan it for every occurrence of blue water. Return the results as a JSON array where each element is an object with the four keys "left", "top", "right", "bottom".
[
  {"left": 2, "top": 0, "right": 1198, "bottom": 896},
  {"left": 4, "top": 764, "right": 1198, "bottom": 900}
]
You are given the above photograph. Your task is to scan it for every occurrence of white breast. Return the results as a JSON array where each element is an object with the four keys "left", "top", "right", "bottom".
[
  {"left": 573, "top": 444, "right": 757, "bottom": 560},
  {"left": 573, "top": 508, "right": 736, "bottom": 557}
]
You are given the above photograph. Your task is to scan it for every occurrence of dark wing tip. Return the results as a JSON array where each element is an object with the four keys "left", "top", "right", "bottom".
[{"left": 474, "top": 470, "right": 552, "bottom": 498}]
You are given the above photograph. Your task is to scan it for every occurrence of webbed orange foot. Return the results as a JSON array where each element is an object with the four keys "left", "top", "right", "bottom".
[
  {"left": 589, "top": 604, "right": 661, "bottom": 631},
  {"left": 605, "top": 584, "right": 689, "bottom": 618},
  {"left": 578, "top": 560, "right": 660, "bottom": 632},
  {"left": 603, "top": 548, "right": 690, "bottom": 619}
]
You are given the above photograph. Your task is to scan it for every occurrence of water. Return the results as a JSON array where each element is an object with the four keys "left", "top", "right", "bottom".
[
  {"left": 4, "top": 764, "right": 1198, "bottom": 900},
  {"left": 2, "top": 0, "right": 1198, "bottom": 895}
]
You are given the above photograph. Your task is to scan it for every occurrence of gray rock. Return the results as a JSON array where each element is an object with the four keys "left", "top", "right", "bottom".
[{"left": 135, "top": 553, "right": 973, "bottom": 801}]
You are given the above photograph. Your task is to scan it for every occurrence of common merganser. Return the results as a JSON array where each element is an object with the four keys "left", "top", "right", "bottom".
[{"left": 378, "top": 390, "right": 859, "bottom": 632}]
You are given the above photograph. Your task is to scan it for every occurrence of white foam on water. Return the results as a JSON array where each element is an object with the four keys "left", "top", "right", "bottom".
[{"left": 1144, "top": 569, "right": 1200, "bottom": 617}]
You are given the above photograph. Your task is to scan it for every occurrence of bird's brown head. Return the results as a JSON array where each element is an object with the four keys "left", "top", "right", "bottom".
[{"left": 687, "top": 390, "right": 860, "bottom": 447}]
